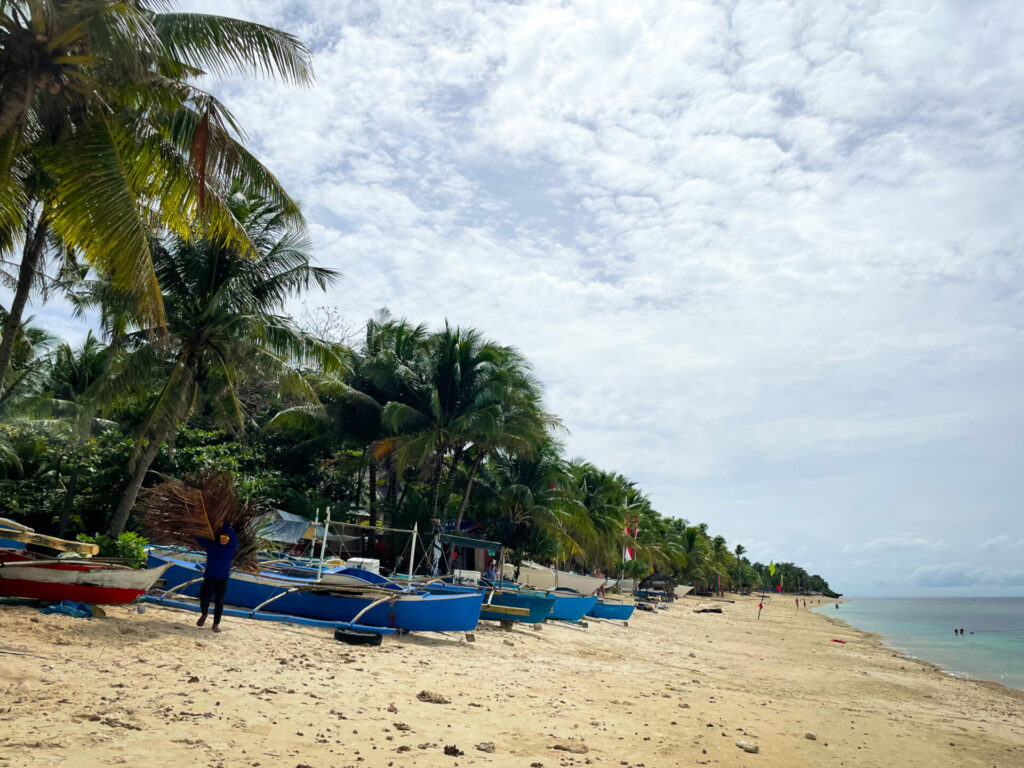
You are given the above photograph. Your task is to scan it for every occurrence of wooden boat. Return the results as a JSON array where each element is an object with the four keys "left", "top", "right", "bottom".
[
  {"left": 0, "top": 550, "right": 170, "bottom": 605},
  {"left": 490, "top": 581, "right": 596, "bottom": 622},
  {"left": 502, "top": 560, "right": 610, "bottom": 595},
  {"left": 148, "top": 553, "right": 482, "bottom": 632},
  {"left": 424, "top": 581, "right": 553, "bottom": 623},
  {"left": 587, "top": 600, "right": 635, "bottom": 622}
]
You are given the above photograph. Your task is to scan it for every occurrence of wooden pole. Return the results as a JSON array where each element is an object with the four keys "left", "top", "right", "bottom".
[{"left": 317, "top": 507, "right": 331, "bottom": 581}]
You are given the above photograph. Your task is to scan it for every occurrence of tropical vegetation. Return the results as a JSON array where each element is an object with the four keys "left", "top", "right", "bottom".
[{"left": 0, "top": 1, "right": 834, "bottom": 596}]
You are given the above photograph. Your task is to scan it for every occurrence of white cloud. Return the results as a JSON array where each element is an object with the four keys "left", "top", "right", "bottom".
[
  {"left": 842, "top": 537, "right": 944, "bottom": 554},
  {"left": 909, "top": 563, "right": 1024, "bottom": 589},
  {"left": 9, "top": 0, "right": 1023, "bottom": 596},
  {"left": 980, "top": 535, "right": 1010, "bottom": 550}
]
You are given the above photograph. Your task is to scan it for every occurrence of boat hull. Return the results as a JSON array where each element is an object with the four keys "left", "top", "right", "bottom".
[
  {"left": 503, "top": 561, "right": 609, "bottom": 595},
  {"left": 150, "top": 554, "right": 481, "bottom": 632},
  {"left": 426, "top": 583, "right": 554, "bottom": 623},
  {"left": 480, "top": 589, "right": 554, "bottom": 623},
  {"left": 0, "top": 554, "right": 170, "bottom": 605},
  {"left": 587, "top": 601, "right": 635, "bottom": 621},
  {"left": 547, "top": 594, "right": 598, "bottom": 622}
]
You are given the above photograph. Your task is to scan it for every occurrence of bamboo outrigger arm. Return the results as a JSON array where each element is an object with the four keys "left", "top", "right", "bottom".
[
  {"left": 159, "top": 576, "right": 205, "bottom": 599},
  {"left": 250, "top": 587, "right": 301, "bottom": 615},
  {"left": 0, "top": 523, "right": 99, "bottom": 556}
]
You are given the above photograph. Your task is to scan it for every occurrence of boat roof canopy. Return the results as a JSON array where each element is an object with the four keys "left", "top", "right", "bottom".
[{"left": 439, "top": 532, "right": 503, "bottom": 552}]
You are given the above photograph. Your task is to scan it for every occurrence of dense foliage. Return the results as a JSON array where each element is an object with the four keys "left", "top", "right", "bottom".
[{"left": 0, "top": 2, "right": 834, "bottom": 596}]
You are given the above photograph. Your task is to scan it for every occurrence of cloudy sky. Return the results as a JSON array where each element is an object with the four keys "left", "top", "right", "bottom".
[{"left": 17, "top": 1, "right": 1024, "bottom": 595}]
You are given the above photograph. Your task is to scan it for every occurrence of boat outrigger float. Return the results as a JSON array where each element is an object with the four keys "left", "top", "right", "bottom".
[{"left": 141, "top": 594, "right": 398, "bottom": 636}]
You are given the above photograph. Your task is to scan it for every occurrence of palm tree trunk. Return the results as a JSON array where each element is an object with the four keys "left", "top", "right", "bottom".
[
  {"left": 452, "top": 452, "right": 484, "bottom": 533},
  {"left": 0, "top": 67, "right": 35, "bottom": 148},
  {"left": 108, "top": 422, "right": 173, "bottom": 536},
  {"left": 387, "top": 453, "right": 397, "bottom": 518},
  {"left": 58, "top": 461, "right": 82, "bottom": 538},
  {"left": 355, "top": 463, "right": 364, "bottom": 512},
  {"left": 0, "top": 214, "right": 47, "bottom": 394},
  {"left": 428, "top": 448, "right": 446, "bottom": 519},
  {"left": 367, "top": 455, "right": 377, "bottom": 556}
]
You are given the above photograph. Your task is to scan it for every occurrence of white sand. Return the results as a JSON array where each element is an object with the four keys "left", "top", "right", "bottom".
[{"left": 1, "top": 594, "right": 1022, "bottom": 767}]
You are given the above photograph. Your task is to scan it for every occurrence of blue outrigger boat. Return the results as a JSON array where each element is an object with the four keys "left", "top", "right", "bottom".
[
  {"left": 423, "top": 581, "right": 555, "bottom": 624},
  {"left": 486, "top": 580, "right": 596, "bottom": 622},
  {"left": 148, "top": 553, "right": 483, "bottom": 633},
  {"left": 587, "top": 600, "right": 635, "bottom": 622}
]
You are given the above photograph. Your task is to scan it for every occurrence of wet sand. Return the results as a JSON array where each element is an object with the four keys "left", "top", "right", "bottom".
[{"left": 1, "top": 593, "right": 1022, "bottom": 767}]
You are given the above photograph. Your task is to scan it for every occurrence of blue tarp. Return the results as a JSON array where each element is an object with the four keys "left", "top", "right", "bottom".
[{"left": 39, "top": 601, "right": 94, "bottom": 618}]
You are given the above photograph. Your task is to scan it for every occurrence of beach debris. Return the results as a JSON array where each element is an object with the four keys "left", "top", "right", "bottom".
[
  {"left": 504, "top": 639, "right": 515, "bottom": 646},
  {"left": 830, "top": 638, "right": 847, "bottom": 644},
  {"left": 101, "top": 716, "right": 141, "bottom": 731},
  {"left": 417, "top": 690, "right": 451, "bottom": 704},
  {"left": 387, "top": 702, "right": 398, "bottom": 713},
  {"left": 551, "top": 739, "right": 589, "bottom": 754},
  {"left": 475, "top": 742, "right": 496, "bottom": 753},
  {"left": 735, "top": 739, "right": 759, "bottom": 753},
  {"left": 443, "top": 744, "right": 464, "bottom": 756},
  {"left": 805, "top": 732, "right": 817, "bottom": 740},
  {"left": 693, "top": 604, "right": 723, "bottom": 613},
  {"left": 393, "top": 722, "right": 411, "bottom": 731}
]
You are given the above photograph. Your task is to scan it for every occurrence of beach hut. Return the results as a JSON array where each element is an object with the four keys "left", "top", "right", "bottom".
[{"left": 260, "top": 510, "right": 351, "bottom": 554}]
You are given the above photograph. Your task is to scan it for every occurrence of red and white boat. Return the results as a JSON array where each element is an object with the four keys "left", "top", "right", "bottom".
[{"left": 0, "top": 550, "right": 171, "bottom": 604}]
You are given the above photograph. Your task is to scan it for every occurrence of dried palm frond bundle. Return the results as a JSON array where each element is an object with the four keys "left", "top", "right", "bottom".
[{"left": 139, "top": 472, "right": 267, "bottom": 572}]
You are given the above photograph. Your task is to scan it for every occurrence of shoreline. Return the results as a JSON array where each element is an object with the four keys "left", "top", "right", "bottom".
[
  {"left": 2, "top": 593, "right": 1022, "bottom": 766},
  {"left": 812, "top": 599, "right": 1024, "bottom": 693}
]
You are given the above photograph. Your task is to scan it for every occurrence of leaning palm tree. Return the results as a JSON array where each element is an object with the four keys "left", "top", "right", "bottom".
[
  {"left": 0, "top": 0, "right": 313, "bottom": 394},
  {"left": 102, "top": 191, "right": 340, "bottom": 535}
]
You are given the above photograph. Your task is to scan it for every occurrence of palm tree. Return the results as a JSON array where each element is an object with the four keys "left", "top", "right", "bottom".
[
  {"left": 382, "top": 324, "right": 521, "bottom": 521},
  {"left": 267, "top": 310, "right": 429, "bottom": 536},
  {"left": 103, "top": 191, "right": 340, "bottom": 535},
  {"left": 733, "top": 543, "right": 746, "bottom": 592},
  {"left": 32, "top": 332, "right": 119, "bottom": 535},
  {"left": 0, "top": 311, "right": 55, "bottom": 470},
  {"left": 485, "top": 440, "right": 585, "bottom": 566},
  {"left": 0, "top": 1, "right": 313, "bottom": 394}
]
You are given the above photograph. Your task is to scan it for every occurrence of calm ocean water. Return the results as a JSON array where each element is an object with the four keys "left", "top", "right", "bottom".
[{"left": 815, "top": 597, "right": 1024, "bottom": 690}]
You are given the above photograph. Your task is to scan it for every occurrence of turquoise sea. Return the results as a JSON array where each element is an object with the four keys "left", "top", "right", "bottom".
[{"left": 815, "top": 597, "right": 1024, "bottom": 690}]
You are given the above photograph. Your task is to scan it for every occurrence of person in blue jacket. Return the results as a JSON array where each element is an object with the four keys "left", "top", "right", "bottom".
[{"left": 195, "top": 523, "right": 238, "bottom": 633}]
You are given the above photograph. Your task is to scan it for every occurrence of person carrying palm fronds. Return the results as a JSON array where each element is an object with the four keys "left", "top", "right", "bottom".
[{"left": 195, "top": 523, "right": 238, "bottom": 633}]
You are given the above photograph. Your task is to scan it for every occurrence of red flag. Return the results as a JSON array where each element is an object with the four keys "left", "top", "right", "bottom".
[{"left": 776, "top": 584, "right": 782, "bottom": 592}]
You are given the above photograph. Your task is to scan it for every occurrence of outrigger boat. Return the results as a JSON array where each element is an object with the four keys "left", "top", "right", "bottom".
[
  {"left": 487, "top": 580, "right": 597, "bottom": 622},
  {"left": 586, "top": 600, "right": 635, "bottom": 623},
  {"left": 0, "top": 520, "right": 170, "bottom": 605},
  {"left": 502, "top": 560, "right": 611, "bottom": 595},
  {"left": 147, "top": 552, "right": 483, "bottom": 633}
]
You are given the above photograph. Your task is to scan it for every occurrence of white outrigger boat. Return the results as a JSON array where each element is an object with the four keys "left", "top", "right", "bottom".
[{"left": 502, "top": 560, "right": 612, "bottom": 595}]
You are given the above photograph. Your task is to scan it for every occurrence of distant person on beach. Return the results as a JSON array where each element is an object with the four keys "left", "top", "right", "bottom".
[
  {"left": 803, "top": 598, "right": 807, "bottom": 608},
  {"left": 835, "top": 603, "right": 839, "bottom": 610},
  {"left": 195, "top": 523, "right": 238, "bottom": 633},
  {"left": 795, "top": 597, "right": 800, "bottom": 610},
  {"left": 484, "top": 561, "right": 497, "bottom": 580}
]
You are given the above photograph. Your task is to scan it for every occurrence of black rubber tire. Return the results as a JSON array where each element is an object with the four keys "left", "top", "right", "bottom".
[{"left": 334, "top": 628, "right": 383, "bottom": 646}]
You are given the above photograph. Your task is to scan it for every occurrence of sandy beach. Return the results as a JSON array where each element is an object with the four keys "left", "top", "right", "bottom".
[{"left": 1, "top": 594, "right": 1022, "bottom": 768}]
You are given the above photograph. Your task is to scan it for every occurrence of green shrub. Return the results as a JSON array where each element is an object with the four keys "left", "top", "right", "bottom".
[{"left": 77, "top": 531, "right": 148, "bottom": 568}]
